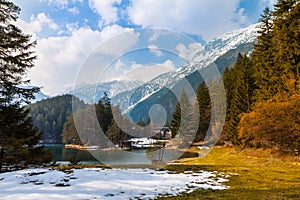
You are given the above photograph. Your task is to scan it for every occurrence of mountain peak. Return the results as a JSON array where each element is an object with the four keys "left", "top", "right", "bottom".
[
  {"left": 66, "top": 79, "right": 143, "bottom": 104},
  {"left": 192, "top": 23, "right": 260, "bottom": 63},
  {"left": 112, "top": 23, "right": 260, "bottom": 116}
]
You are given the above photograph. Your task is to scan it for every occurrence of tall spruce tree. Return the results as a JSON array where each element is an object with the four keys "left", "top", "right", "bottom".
[
  {"left": 177, "top": 90, "right": 197, "bottom": 148},
  {"left": 96, "top": 92, "right": 113, "bottom": 135},
  {"left": 170, "top": 95, "right": 182, "bottom": 138},
  {"left": 106, "top": 106, "right": 130, "bottom": 146},
  {"left": 272, "top": 0, "right": 300, "bottom": 91},
  {"left": 195, "top": 82, "right": 211, "bottom": 142},
  {"left": 62, "top": 115, "right": 81, "bottom": 145},
  {"left": 224, "top": 54, "right": 256, "bottom": 144},
  {"left": 252, "top": 2, "right": 300, "bottom": 100},
  {"left": 170, "top": 90, "right": 197, "bottom": 148},
  {"left": 251, "top": 7, "right": 281, "bottom": 101},
  {"left": 0, "top": 0, "right": 52, "bottom": 171}
]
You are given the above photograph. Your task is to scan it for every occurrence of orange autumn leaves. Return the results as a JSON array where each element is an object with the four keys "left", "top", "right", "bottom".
[{"left": 239, "top": 93, "right": 300, "bottom": 153}]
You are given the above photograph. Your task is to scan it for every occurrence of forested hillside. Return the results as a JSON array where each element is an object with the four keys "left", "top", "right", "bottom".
[
  {"left": 29, "top": 95, "right": 86, "bottom": 143},
  {"left": 62, "top": 92, "right": 132, "bottom": 147},
  {"left": 237, "top": 1, "right": 300, "bottom": 153},
  {"left": 172, "top": 0, "right": 300, "bottom": 154}
]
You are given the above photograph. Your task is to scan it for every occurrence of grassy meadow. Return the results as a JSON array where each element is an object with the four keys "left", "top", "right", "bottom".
[{"left": 163, "top": 147, "right": 300, "bottom": 199}]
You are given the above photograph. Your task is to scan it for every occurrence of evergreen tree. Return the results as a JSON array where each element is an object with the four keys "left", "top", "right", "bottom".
[
  {"left": 170, "top": 96, "right": 181, "bottom": 138},
  {"left": 252, "top": 1, "right": 300, "bottom": 99},
  {"left": 231, "top": 54, "right": 255, "bottom": 113},
  {"left": 106, "top": 105, "right": 129, "bottom": 146},
  {"left": 106, "top": 119, "right": 121, "bottom": 146},
  {"left": 272, "top": 0, "right": 300, "bottom": 91},
  {"left": 251, "top": 7, "right": 281, "bottom": 101},
  {"left": 70, "top": 105, "right": 104, "bottom": 146},
  {"left": 96, "top": 92, "right": 113, "bottom": 135},
  {"left": 194, "top": 82, "right": 211, "bottom": 142},
  {"left": 222, "top": 67, "right": 235, "bottom": 111},
  {"left": 62, "top": 115, "right": 81, "bottom": 144},
  {"left": 224, "top": 54, "right": 256, "bottom": 144},
  {"left": 0, "top": 0, "right": 52, "bottom": 171},
  {"left": 177, "top": 90, "right": 196, "bottom": 148},
  {"left": 110, "top": 105, "right": 131, "bottom": 144},
  {"left": 170, "top": 90, "right": 197, "bottom": 148}
]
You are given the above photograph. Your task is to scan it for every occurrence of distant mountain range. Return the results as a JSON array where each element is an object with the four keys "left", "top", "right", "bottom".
[
  {"left": 17, "top": 86, "right": 49, "bottom": 103},
  {"left": 33, "top": 90, "right": 50, "bottom": 103},
  {"left": 112, "top": 24, "right": 259, "bottom": 122},
  {"left": 34, "top": 23, "right": 259, "bottom": 123},
  {"left": 65, "top": 80, "right": 143, "bottom": 104}
]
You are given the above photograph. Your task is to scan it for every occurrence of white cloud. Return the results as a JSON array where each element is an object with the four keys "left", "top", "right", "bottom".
[
  {"left": 262, "top": 0, "right": 276, "bottom": 7},
  {"left": 176, "top": 43, "right": 203, "bottom": 61},
  {"left": 39, "top": 0, "right": 68, "bottom": 9},
  {"left": 16, "top": 13, "right": 58, "bottom": 36},
  {"left": 28, "top": 25, "right": 134, "bottom": 95},
  {"left": 38, "top": 0, "right": 84, "bottom": 9},
  {"left": 95, "top": 28, "right": 139, "bottom": 56},
  {"left": 88, "top": 0, "right": 122, "bottom": 26},
  {"left": 148, "top": 44, "right": 163, "bottom": 57},
  {"left": 119, "top": 60, "right": 175, "bottom": 82},
  {"left": 66, "top": 22, "right": 79, "bottom": 32},
  {"left": 114, "top": 59, "right": 124, "bottom": 71},
  {"left": 127, "top": 0, "right": 247, "bottom": 41},
  {"left": 68, "top": 7, "right": 80, "bottom": 14},
  {"left": 232, "top": 8, "right": 249, "bottom": 25},
  {"left": 148, "top": 29, "right": 171, "bottom": 42}
]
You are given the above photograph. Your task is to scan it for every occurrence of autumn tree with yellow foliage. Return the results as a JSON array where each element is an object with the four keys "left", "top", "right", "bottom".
[{"left": 239, "top": 93, "right": 300, "bottom": 153}]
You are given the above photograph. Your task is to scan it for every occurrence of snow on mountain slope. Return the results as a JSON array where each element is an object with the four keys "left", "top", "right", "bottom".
[
  {"left": 33, "top": 90, "right": 50, "bottom": 103},
  {"left": 170, "top": 23, "right": 260, "bottom": 86},
  {"left": 113, "top": 23, "right": 260, "bottom": 113},
  {"left": 18, "top": 85, "right": 50, "bottom": 103},
  {"left": 66, "top": 80, "right": 143, "bottom": 104}
]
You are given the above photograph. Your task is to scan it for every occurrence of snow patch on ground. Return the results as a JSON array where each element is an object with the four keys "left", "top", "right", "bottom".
[{"left": 0, "top": 168, "right": 229, "bottom": 200}]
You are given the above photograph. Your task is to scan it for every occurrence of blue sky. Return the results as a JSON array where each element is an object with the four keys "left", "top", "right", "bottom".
[{"left": 13, "top": 0, "right": 275, "bottom": 95}]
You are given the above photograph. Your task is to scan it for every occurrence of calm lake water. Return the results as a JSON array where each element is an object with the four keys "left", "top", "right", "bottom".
[{"left": 45, "top": 144, "right": 198, "bottom": 165}]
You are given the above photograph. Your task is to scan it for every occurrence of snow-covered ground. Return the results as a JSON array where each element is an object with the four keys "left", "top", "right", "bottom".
[{"left": 0, "top": 167, "right": 229, "bottom": 200}]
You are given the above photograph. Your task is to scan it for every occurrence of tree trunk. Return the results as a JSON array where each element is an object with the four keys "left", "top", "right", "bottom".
[{"left": 0, "top": 146, "right": 5, "bottom": 173}]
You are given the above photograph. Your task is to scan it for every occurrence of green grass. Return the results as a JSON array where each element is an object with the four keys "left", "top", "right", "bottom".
[{"left": 162, "top": 147, "right": 300, "bottom": 199}]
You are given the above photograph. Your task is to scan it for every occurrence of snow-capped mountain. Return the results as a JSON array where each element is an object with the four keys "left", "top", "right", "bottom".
[
  {"left": 33, "top": 90, "right": 50, "bottom": 103},
  {"left": 177, "top": 23, "right": 260, "bottom": 79},
  {"left": 18, "top": 85, "right": 50, "bottom": 103},
  {"left": 112, "top": 23, "right": 260, "bottom": 120},
  {"left": 66, "top": 80, "right": 143, "bottom": 104}
]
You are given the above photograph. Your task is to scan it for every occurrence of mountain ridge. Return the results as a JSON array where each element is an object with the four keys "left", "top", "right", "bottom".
[
  {"left": 65, "top": 80, "right": 143, "bottom": 104},
  {"left": 112, "top": 23, "right": 259, "bottom": 117},
  {"left": 50, "top": 23, "right": 260, "bottom": 121}
]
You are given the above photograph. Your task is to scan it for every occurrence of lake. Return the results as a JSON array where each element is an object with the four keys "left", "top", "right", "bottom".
[{"left": 45, "top": 144, "right": 198, "bottom": 166}]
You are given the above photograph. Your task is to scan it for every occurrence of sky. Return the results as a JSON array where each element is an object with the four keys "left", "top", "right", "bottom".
[{"left": 13, "top": 0, "right": 275, "bottom": 95}]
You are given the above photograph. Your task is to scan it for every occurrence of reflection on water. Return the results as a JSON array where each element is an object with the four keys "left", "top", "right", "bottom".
[
  {"left": 45, "top": 144, "right": 198, "bottom": 165},
  {"left": 45, "top": 144, "right": 99, "bottom": 164}
]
